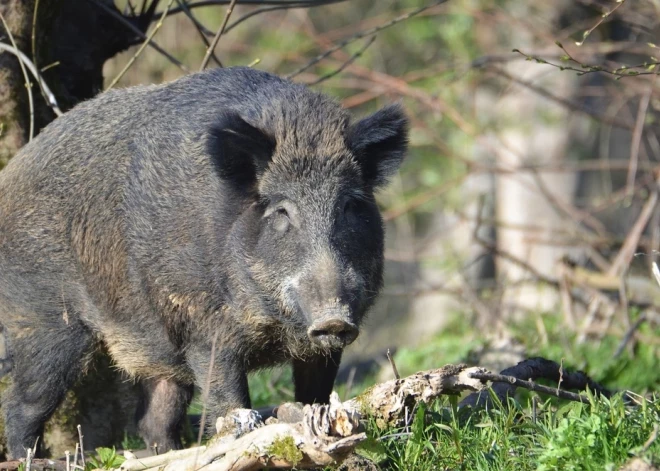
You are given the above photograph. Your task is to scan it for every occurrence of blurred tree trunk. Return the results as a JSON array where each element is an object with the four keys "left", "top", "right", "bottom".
[
  {"left": 0, "top": 0, "right": 153, "bottom": 458},
  {"left": 491, "top": 1, "right": 587, "bottom": 319}
]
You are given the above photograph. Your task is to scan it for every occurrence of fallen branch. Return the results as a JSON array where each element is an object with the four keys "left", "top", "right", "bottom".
[
  {"left": 344, "top": 364, "right": 487, "bottom": 428},
  {"left": 461, "top": 357, "right": 617, "bottom": 408},
  {"left": 121, "top": 393, "right": 364, "bottom": 471},
  {"left": 119, "top": 365, "right": 488, "bottom": 470}
]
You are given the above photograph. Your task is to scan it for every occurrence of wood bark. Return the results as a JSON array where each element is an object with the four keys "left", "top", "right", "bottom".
[{"left": 117, "top": 366, "right": 488, "bottom": 471}]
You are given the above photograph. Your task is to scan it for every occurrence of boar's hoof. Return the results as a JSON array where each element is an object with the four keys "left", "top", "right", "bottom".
[{"left": 308, "top": 319, "right": 358, "bottom": 349}]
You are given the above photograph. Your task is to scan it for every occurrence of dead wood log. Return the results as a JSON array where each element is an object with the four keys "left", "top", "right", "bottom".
[
  {"left": 119, "top": 365, "right": 488, "bottom": 471},
  {"left": 344, "top": 364, "right": 487, "bottom": 428}
]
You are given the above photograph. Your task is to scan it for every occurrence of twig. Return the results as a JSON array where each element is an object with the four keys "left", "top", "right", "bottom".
[
  {"left": 31, "top": 437, "right": 39, "bottom": 458},
  {"left": 386, "top": 348, "right": 400, "bottom": 380},
  {"left": 512, "top": 43, "right": 658, "bottom": 79},
  {"left": 557, "top": 358, "right": 564, "bottom": 394},
  {"left": 575, "top": 0, "right": 628, "bottom": 46},
  {"left": 120, "top": 446, "right": 205, "bottom": 471},
  {"left": 613, "top": 312, "right": 648, "bottom": 358},
  {"left": 175, "top": 0, "right": 222, "bottom": 67},
  {"left": 225, "top": 3, "right": 330, "bottom": 35},
  {"left": 106, "top": 0, "right": 176, "bottom": 90},
  {"left": 473, "top": 229, "right": 559, "bottom": 288},
  {"left": 199, "top": 0, "right": 238, "bottom": 70},
  {"left": 198, "top": 329, "right": 220, "bottom": 444},
  {"left": 87, "top": 0, "right": 188, "bottom": 73},
  {"left": 306, "top": 35, "right": 376, "bottom": 86},
  {"left": 286, "top": 0, "right": 450, "bottom": 79},
  {"left": 31, "top": 0, "right": 44, "bottom": 107},
  {"left": 0, "top": 42, "right": 63, "bottom": 116},
  {"left": 626, "top": 67, "right": 657, "bottom": 199},
  {"left": 486, "top": 65, "right": 633, "bottom": 131},
  {"left": 25, "top": 448, "right": 33, "bottom": 471},
  {"left": 163, "top": 0, "right": 348, "bottom": 18},
  {"left": 609, "top": 173, "right": 660, "bottom": 276},
  {"left": 77, "top": 425, "right": 85, "bottom": 469},
  {"left": 469, "top": 371, "right": 591, "bottom": 403},
  {"left": 0, "top": 11, "right": 35, "bottom": 140},
  {"left": 529, "top": 167, "right": 609, "bottom": 236},
  {"left": 653, "top": 261, "right": 660, "bottom": 286},
  {"left": 73, "top": 443, "right": 79, "bottom": 470},
  {"left": 124, "top": 0, "right": 137, "bottom": 15}
]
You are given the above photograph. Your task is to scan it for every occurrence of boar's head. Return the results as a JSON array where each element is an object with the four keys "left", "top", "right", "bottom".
[{"left": 209, "top": 97, "right": 408, "bottom": 356}]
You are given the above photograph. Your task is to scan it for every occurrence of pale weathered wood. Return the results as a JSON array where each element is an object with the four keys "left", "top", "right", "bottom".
[{"left": 119, "top": 365, "right": 488, "bottom": 471}]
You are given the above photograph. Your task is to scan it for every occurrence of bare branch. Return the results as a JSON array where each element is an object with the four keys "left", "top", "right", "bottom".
[
  {"left": 86, "top": 0, "right": 189, "bottom": 73},
  {"left": 199, "top": 0, "right": 238, "bottom": 71},
  {"left": 306, "top": 35, "right": 376, "bottom": 86},
  {"left": 286, "top": 0, "right": 450, "bottom": 79},
  {"left": 462, "top": 357, "right": 619, "bottom": 409},
  {"left": 106, "top": 0, "right": 177, "bottom": 90},
  {"left": 626, "top": 69, "right": 657, "bottom": 198},
  {"left": 175, "top": 0, "right": 223, "bottom": 67},
  {"left": 0, "top": 42, "right": 63, "bottom": 116}
]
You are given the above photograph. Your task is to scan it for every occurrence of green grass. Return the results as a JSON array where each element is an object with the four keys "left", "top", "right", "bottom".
[
  {"left": 86, "top": 447, "right": 125, "bottom": 471},
  {"left": 354, "top": 392, "right": 659, "bottom": 471},
  {"left": 346, "top": 312, "right": 658, "bottom": 470}
]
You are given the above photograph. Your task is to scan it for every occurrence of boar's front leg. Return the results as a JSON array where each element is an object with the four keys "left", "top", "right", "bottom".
[
  {"left": 293, "top": 350, "right": 342, "bottom": 405},
  {"left": 136, "top": 378, "right": 193, "bottom": 452},
  {"left": 185, "top": 339, "right": 250, "bottom": 427}
]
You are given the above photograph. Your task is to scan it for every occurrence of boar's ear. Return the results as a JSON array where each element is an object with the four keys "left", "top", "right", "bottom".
[
  {"left": 207, "top": 111, "right": 275, "bottom": 189},
  {"left": 346, "top": 104, "right": 409, "bottom": 189}
]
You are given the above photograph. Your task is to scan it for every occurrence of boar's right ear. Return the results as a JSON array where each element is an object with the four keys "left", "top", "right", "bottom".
[
  {"left": 346, "top": 104, "right": 409, "bottom": 189},
  {"left": 207, "top": 111, "right": 275, "bottom": 189}
]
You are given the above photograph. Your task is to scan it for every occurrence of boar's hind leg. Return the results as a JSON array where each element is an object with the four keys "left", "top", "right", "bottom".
[
  {"left": 292, "top": 350, "right": 342, "bottom": 405},
  {"left": 136, "top": 378, "right": 193, "bottom": 452},
  {"left": 2, "top": 320, "right": 92, "bottom": 459}
]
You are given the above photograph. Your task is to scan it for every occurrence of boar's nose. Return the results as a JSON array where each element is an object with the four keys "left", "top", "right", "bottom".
[{"left": 308, "top": 319, "right": 359, "bottom": 349}]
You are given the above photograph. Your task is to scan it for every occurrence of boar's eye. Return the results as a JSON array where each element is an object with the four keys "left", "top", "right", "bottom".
[
  {"left": 264, "top": 200, "right": 298, "bottom": 232},
  {"left": 271, "top": 207, "right": 290, "bottom": 233}
]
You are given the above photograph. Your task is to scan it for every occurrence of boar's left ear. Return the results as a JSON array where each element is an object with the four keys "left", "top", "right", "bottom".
[
  {"left": 346, "top": 104, "right": 409, "bottom": 189},
  {"left": 207, "top": 111, "right": 276, "bottom": 190}
]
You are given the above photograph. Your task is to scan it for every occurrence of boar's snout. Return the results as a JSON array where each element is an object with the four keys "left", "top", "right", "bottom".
[{"left": 307, "top": 318, "right": 358, "bottom": 350}]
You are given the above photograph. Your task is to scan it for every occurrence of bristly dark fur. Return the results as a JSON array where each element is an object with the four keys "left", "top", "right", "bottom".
[{"left": 0, "top": 67, "right": 408, "bottom": 458}]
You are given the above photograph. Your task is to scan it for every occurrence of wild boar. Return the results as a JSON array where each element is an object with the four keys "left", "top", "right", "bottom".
[{"left": 0, "top": 66, "right": 408, "bottom": 457}]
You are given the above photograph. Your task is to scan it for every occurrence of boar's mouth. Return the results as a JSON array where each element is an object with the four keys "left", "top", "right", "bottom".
[{"left": 307, "top": 317, "right": 359, "bottom": 350}]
